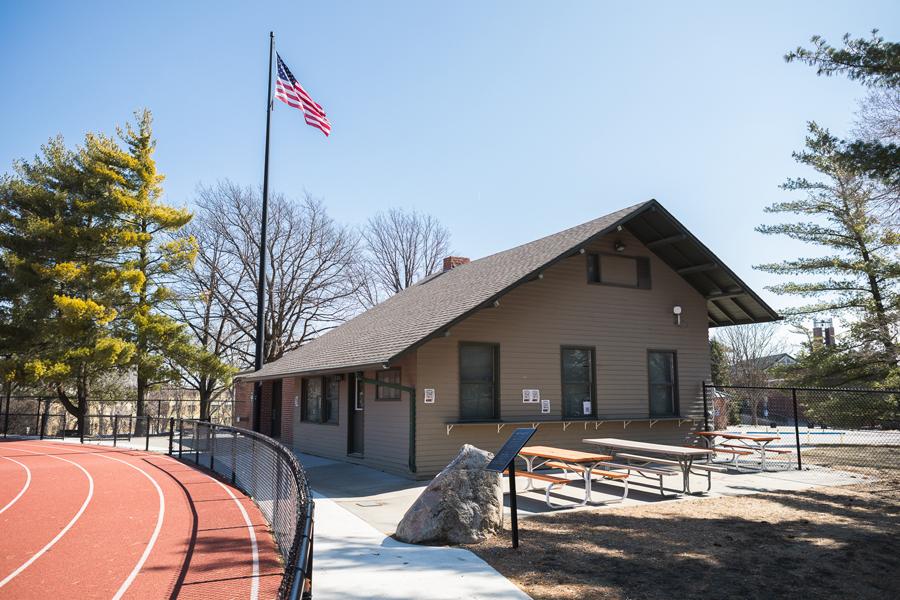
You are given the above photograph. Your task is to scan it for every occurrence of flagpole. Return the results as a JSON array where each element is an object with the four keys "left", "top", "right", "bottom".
[{"left": 253, "top": 30, "right": 275, "bottom": 432}]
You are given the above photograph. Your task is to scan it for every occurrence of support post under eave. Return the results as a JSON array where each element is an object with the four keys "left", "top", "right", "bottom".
[{"left": 408, "top": 388, "right": 417, "bottom": 474}]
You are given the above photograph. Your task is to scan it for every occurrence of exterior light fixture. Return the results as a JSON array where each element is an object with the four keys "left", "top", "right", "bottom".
[
  {"left": 614, "top": 240, "right": 626, "bottom": 253},
  {"left": 673, "top": 305, "right": 682, "bottom": 326}
]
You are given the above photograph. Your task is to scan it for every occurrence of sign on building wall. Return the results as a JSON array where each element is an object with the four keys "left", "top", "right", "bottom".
[
  {"left": 541, "top": 399, "right": 550, "bottom": 414},
  {"left": 424, "top": 388, "right": 435, "bottom": 403},
  {"left": 522, "top": 389, "right": 540, "bottom": 403}
]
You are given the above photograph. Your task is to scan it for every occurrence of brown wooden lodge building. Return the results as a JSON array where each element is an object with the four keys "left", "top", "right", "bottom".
[{"left": 234, "top": 200, "right": 779, "bottom": 478}]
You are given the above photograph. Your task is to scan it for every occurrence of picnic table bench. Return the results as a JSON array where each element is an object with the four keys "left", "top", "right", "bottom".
[
  {"left": 507, "top": 445, "right": 628, "bottom": 508},
  {"left": 604, "top": 452, "right": 727, "bottom": 495},
  {"left": 583, "top": 438, "right": 715, "bottom": 495},
  {"left": 696, "top": 431, "right": 790, "bottom": 471}
]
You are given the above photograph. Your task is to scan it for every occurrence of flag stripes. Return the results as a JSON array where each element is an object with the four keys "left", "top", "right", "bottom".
[{"left": 274, "top": 53, "right": 331, "bottom": 136}]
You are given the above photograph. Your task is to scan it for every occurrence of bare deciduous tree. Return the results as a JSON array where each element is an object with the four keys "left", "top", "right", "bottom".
[
  {"left": 715, "top": 323, "right": 786, "bottom": 425},
  {"left": 193, "top": 180, "right": 359, "bottom": 366},
  {"left": 357, "top": 208, "right": 450, "bottom": 307},
  {"left": 169, "top": 211, "right": 242, "bottom": 419}
]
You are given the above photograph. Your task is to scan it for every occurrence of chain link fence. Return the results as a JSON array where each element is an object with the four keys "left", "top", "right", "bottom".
[
  {"left": 703, "top": 384, "right": 900, "bottom": 483},
  {"left": 173, "top": 420, "right": 314, "bottom": 599}
]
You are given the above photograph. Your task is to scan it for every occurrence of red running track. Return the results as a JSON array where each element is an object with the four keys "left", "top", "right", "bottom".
[{"left": 0, "top": 440, "right": 282, "bottom": 599}]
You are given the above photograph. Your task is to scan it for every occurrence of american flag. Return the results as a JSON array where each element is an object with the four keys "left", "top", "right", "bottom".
[{"left": 274, "top": 53, "right": 331, "bottom": 137}]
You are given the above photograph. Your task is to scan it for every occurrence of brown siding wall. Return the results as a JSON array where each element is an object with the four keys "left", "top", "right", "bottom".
[
  {"left": 287, "top": 352, "right": 417, "bottom": 476},
  {"left": 413, "top": 230, "right": 710, "bottom": 477}
]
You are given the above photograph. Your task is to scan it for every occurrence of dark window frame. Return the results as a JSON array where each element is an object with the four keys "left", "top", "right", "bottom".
[
  {"left": 375, "top": 368, "right": 402, "bottom": 401},
  {"left": 647, "top": 350, "right": 679, "bottom": 417},
  {"left": 458, "top": 342, "right": 500, "bottom": 421},
  {"left": 560, "top": 346, "right": 597, "bottom": 419},
  {"left": 586, "top": 252, "right": 651, "bottom": 289},
  {"left": 301, "top": 375, "right": 340, "bottom": 426}
]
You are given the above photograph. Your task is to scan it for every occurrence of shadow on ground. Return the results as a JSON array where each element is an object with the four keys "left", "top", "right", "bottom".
[{"left": 472, "top": 480, "right": 900, "bottom": 600}]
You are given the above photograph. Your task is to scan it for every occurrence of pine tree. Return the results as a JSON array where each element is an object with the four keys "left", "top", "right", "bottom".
[
  {"left": 755, "top": 123, "right": 900, "bottom": 385},
  {"left": 95, "top": 110, "right": 201, "bottom": 424},
  {"left": 0, "top": 135, "right": 138, "bottom": 428}
]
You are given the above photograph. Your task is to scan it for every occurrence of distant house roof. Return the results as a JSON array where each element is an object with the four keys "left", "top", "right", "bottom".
[
  {"left": 242, "top": 199, "right": 779, "bottom": 381},
  {"left": 734, "top": 353, "right": 797, "bottom": 373}
]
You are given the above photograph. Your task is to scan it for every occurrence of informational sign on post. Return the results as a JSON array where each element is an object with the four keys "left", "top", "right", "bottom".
[{"left": 485, "top": 428, "right": 537, "bottom": 549}]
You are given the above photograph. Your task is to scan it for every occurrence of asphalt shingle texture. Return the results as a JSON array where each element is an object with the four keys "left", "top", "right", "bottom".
[{"left": 248, "top": 201, "right": 650, "bottom": 379}]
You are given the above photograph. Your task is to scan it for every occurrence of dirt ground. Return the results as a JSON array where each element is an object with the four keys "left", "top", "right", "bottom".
[{"left": 471, "top": 466, "right": 899, "bottom": 600}]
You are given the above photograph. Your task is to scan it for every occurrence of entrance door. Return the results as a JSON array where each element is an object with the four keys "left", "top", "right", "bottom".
[
  {"left": 270, "top": 379, "right": 282, "bottom": 438},
  {"left": 347, "top": 374, "right": 364, "bottom": 455}
]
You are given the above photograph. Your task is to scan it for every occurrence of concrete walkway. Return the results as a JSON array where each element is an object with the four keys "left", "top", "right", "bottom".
[
  {"left": 311, "top": 493, "right": 531, "bottom": 600},
  {"left": 301, "top": 453, "right": 531, "bottom": 598}
]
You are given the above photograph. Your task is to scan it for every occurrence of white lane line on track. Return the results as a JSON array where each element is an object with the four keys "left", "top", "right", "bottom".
[
  {"left": 158, "top": 455, "right": 260, "bottom": 600},
  {"left": 77, "top": 448, "right": 166, "bottom": 600},
  {"left": 18, "top": 442, "right": 167, "bottom": 599},
  {"left": 0, "top": 444, "right": 95, "bottom": 589},
  {"left": 0, "top": 456, "right": 32, "bottom": 516},
  {"left": 210, "top": 476, "right": 260, "bottom": 600}
]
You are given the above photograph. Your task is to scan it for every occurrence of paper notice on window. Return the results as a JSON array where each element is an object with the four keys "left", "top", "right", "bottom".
[
  {"left": 583, "top": 401, "right": 592, "bottom": 415},
  {"left": 541, "top": 399, "right": 550, "bottom": 414}
]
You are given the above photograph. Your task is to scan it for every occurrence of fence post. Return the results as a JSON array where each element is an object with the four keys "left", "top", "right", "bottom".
[
  {"left": 145, "top": 416, "right": 151, "bottom": 452},
  {"left": 178, "top": 419, "right": 184, "bottom": 459},
  {"left": 35, "top": 402, "right": 42, "bottom": 438},
  {"left": 2, "top": 391, "right": 10, "bottom": 438},
  {"left": 230, "top": 430, "right": 237, "bottom": 484},
  {"left": 79, "top": 411, "right": 84, "bottom": 444},
  {"left": 61, "top": 413, "right": 67, "bottom": 441},
  {"left": 702, "top": 382, "right": 710, "bottom": 431},
  {"left": 274, "top": 456, "right": 282, "bottom": 521},
  {"left": 113, "top": 414, "right": 119, "bottom": 447},
  {"left": 194, "top": 424, "right": 200, "bottom": 464},
  {"left": 792, "top": 388, "right": 802, "bottom": 471},
  {"left": 209, "top": 424, "right": 216, "bottom": 470},
  {"left": 39, "top": 407, "right": 47, "bottom": 440},
  {"left": 168, "top": 417, "right": 175, "bottom": 455}
]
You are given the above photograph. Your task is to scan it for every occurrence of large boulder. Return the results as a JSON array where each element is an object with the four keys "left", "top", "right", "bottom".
[{"left": 395, "top": 444, "right": 503, "bottom": 545}]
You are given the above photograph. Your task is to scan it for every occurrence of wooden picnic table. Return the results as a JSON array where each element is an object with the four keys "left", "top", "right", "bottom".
[
  {"left": 583, "top": 438, "right": 714, "bottom": 494},
  {"left": 695, "top": 430, "right": 783, "bottom": 471},
  {"left": 516, "top": 446, "right": 614, "bottom": 506}
]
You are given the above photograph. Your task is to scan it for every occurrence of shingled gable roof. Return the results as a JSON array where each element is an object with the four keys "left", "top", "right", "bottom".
[{"left": 243, "top": 199, "right": 779, "bottom": 381}]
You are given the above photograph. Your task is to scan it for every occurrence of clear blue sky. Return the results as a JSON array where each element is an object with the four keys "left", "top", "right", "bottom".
[{"left": 2, "top": 1, "right": 897, "bottom": 346}]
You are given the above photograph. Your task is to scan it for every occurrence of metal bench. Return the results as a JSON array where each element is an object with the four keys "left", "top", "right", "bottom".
[
  {"left": 504, "top": 469, "right": 572, "bottom": 508},
  {"left": 615, "top": 452, "right": 726, "bottom": 492},
  {"left": 595, "top": 458, "right": 682, "bottom": 497},
  {"left": 543, "top": 461, "right": 629, "bottom": 501}
]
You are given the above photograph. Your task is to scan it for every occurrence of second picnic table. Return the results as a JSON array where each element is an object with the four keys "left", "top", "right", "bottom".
[{"left": 583, "top": 438, "right": 716, "bottom": 495}]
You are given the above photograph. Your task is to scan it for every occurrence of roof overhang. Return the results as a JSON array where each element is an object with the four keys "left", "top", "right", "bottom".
[
  {"left": 621, "top": 201, "right": 780, "bottom": 327},
  {"left": 235, "top": 361, "right": 388, "bottom": 382}
]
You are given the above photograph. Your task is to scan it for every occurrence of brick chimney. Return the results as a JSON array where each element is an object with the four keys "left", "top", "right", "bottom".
[{"left": 442, "top": 256, "right": 470, "bottom": 272}]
